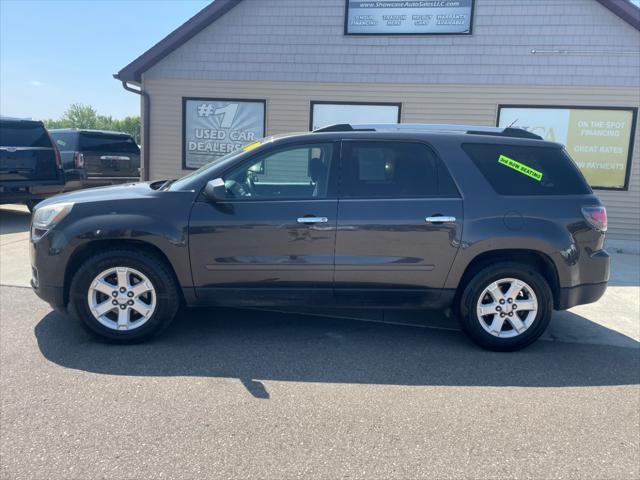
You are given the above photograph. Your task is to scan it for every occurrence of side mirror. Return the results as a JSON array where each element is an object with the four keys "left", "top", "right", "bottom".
[{"left": 204, "top": 178, "right": 227, "bottom": 202}]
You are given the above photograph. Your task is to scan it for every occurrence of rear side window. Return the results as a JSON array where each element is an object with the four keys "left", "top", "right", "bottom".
[
  {"left": 341, "top": 141, "right": 458, "bottom": 198},
  {"left": 462, "top": 143, "right": 591, "bottom": 195},
  {"left": 79, "top": 133, "right": 139, "bottom": 154},
  {"left": 0, "top": 121, "right": 51, "bottom": 148}
]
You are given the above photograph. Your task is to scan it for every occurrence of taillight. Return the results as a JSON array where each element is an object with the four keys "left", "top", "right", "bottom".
[
  {"left": 46, "top": 132, "right": 63, "bottom": 170},
  {"left": 74, "top": 152, "right": 85, "bottom": 169},
  {"left": 582, "top": 206, "right": 607, "bottom": 232},
  {"left": 52, "top": 144, "right": 62, "bottom": 170}
]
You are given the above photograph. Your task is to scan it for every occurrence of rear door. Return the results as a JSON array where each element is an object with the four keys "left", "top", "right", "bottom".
[
  {"left": 334, "top": 140, "right": 463, "bottom": 306},
  {"left": 0, "top": 120, "right": 62, "bottom": 187},
  {"left": 79, "top": 132, "right": 140, "bottom": 180}
]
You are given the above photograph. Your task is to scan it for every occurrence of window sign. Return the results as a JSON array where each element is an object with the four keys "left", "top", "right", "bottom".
[
  {"left": 311, "top": 102, "right": 401, "bottom": 130},
  {"left": 345, "top": 0, "right": 474, "bottom": 35},
  {"left": 498, "top": 106, "right": 637, "bottom": 190},
  {"left": 183, "top": 98, "right": 265, "bottom": 170}
]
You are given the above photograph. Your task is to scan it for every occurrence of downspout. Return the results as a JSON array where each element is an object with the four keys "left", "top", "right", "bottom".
[{"left": 120, "top": 80, "right": 151, "bottom": 181}]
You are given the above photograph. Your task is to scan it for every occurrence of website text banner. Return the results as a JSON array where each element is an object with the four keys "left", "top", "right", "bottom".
[
  {"left": 346, "top": 0, "right": 473, "bottom": 34},
  {"left": 183, "top": 99, "right": 265, "bottom": 169},
  {"left": 498, "top": 107, "right": 636, "bottom": 190}
]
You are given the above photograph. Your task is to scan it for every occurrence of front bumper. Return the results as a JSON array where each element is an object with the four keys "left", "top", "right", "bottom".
[
  {"left": 30, "top": 232, "right": 70, "bottom": 311},
  {"left": 31, "top": 278, "right": 66, "bottom": 311}
]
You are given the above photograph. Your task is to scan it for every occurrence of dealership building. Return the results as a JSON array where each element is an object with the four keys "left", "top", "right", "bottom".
[{"left": 115, "top": 0, "right": 640, "bottom": 248}]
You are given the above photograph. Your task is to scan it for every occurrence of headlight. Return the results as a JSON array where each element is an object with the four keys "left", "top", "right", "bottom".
[{"left": 32, "top": 202, "right": 74, "bottom": 231}]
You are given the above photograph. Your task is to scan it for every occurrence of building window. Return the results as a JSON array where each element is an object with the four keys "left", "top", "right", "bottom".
[
  {"left": 182, "top": 98, "right": 266, "bottom": 170},
  {"left": 498, "top": 105, "right": 637, "bottom": 191},
  {"left": 310, "top": 102, "right": 401, "bottom": 131}
]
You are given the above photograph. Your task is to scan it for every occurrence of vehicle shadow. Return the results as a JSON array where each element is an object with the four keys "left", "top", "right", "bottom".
[
  {"left": 0, "top": 206, "right": 30, "bottom": 235},
  {"left": 34, "top": 306, "right": 639, "bottom": 399}
]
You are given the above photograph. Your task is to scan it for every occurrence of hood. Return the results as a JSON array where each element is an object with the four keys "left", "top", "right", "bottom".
[{"left": 38, "top": 182, "right": 157, "bottom": 208}]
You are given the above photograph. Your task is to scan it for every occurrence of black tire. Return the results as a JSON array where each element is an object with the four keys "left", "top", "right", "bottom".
[
  {"left": 456, "top": 262, "right": 553, "bottom": 351},
  {"left": 68, "top": 248, "right": 180, "bottom": 342}
]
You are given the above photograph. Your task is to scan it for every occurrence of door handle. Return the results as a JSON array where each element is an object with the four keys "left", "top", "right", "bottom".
[
  {"left": 297, "top": 217, "right": 328, "bottom": 224},
  {"left": 425, "top": 216, "right": 456, "bottom": 224}
]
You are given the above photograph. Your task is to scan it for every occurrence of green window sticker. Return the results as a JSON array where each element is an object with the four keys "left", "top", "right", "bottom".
[{"left": 498, "top": 155, "right": 543, "bottom": 182}]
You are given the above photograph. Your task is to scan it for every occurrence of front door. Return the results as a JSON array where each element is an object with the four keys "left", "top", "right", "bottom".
[
  {"left": 189, "top": 141, "right": 339, "bottom": 306},
  {"left": 334, "top": 140, "right": 463, "bottom": 307}
]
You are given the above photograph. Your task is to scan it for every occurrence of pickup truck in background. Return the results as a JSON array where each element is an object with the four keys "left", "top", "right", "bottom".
[
  {"left": 49, "top": 129, "right": 140, "bottom": 188},
  {"left": 0, "top": 117, "right": 69, "bottom": 211}
]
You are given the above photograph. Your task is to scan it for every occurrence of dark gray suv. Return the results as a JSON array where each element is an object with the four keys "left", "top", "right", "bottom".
[{"left": 30, "top": 124, "right": 610, "bottom": 350}]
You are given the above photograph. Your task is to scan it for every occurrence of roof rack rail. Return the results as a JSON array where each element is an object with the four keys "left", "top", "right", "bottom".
[{"left": 313, "top": 123, "right": 542, "bottom": 140}]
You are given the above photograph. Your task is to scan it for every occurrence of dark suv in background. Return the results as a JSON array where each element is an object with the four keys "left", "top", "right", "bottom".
[
  {"left": 50, "top": 129, "right": 140, "bottom": 187},
  {"left": 30, "top": 124, "right": 610, "bottom": 351},
  {"left": 1, "top": 117, "right": 66, "bottom": 211}
]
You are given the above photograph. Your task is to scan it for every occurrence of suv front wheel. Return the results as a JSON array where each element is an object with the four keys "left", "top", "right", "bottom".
[
  {"left": 68, "top": 249, "right": 180, "bottom": 342},
  {"left": 457, "top": 262, "right": 553, "bottom": 351}
]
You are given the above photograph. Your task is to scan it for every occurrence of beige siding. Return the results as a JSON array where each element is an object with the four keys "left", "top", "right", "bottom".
[
  {"left": 143, "top": 77, "right": 640, "bottom": 241},
  {"left": 145, "top": 0, "right": 640, "bottom": 88}
]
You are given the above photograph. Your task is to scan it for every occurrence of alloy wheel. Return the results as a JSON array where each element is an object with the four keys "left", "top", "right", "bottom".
[
  {"left": 87, "top": 267, "right": 156, "bottom": 331},
  {"left": 476, "top": 277, "right": 538, "bottom": 338}
]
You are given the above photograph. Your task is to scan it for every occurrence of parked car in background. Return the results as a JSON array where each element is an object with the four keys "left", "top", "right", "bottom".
[
  {"left": 50, "top": 129, "right": 140, "bottom": 187},
  {"left": 0, "top": 117, "right": 67, "bottom": 211},
  {"left": 30, "top": 124, "right": 610, "bottom": 351}
]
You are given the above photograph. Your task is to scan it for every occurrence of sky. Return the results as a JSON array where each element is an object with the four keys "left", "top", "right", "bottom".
[
  {"left": 2, "top": 0, "right": 639, "bottom": 121},
  {"left": 0, "top": 0, "right": 211, "bottom": 121}
]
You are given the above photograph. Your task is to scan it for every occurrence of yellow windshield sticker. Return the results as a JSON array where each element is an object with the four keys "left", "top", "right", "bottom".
[
  {"left": 498, "top": 155, "right": 543, "bottom": 182},
  {"left": 242, "top": 141, "right": 262, "bottom": 152}
]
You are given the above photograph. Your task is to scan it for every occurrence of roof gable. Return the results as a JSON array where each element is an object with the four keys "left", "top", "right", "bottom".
[
  {"left": 115, "top": 0, "right": 640, "bottom": 84},
  {"left": 115, "top": 0, "right": 243, "bottom": 83},
  {"left": 596, "top": 0, "right": 640, "bottom": 30}
]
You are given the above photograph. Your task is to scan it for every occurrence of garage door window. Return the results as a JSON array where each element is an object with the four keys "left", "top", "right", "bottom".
[{"left": 310, "top": 102, "right": 401, "bottom": 130}]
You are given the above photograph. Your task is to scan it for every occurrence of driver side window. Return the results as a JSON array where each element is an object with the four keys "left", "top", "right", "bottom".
[{"left": 223, "top": 143, "right": 333, "bottom": 199}]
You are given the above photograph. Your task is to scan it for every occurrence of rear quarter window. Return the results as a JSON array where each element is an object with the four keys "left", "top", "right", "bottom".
[
  {"left": 50, "top": 132, "right": 79, "bottom": 151},
  {"left": 0, "top": 121, "right": 52, "bottom": 148},
  {"left": 79, "top": 133, "right": 140, "bottom": 154},
  {"left": 462, "top": 143, "right": 591, "bottom": 196}
]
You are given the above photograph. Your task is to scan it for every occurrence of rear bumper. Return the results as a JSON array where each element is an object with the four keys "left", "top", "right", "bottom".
[
  {"left": 556, "top": 281, "right": 608, "bottom": 310},
  {"left": 554, "top": 246, "right": 610, "bottom": 310}
]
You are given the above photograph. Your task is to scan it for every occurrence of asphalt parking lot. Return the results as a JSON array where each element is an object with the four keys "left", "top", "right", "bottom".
[{"left": 1, "top": 204, "right": 639, "bottom": 479}]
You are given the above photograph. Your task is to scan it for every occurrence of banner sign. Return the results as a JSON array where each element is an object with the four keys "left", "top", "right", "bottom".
[
  {"left": 183, "top": 98, "right": 265, "bottom": 170},
  {"left": 345, "top": 0, "right": 474, "bottom": 35},
  {"left": 498, "top": 106, "right": 637, "bottom": 190}
]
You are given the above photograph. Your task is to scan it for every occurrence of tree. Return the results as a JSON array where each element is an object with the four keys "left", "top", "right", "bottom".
[
  {"left": 64, "top": 103, "right": 99, "bottom": 129},
  {"left": 43, "top": 104, "right": 141, "bottom": 144}
]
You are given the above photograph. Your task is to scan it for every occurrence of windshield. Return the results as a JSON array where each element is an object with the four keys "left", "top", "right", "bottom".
[{"left": 166, "top": 137, "right": 274, "bottom": 191}]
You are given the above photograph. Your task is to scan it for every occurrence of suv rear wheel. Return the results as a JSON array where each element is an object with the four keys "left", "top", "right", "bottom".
[
  {"left": 457, "top": 262, "right": 552, "bottom": 351},
  {"left": 68, "top": 249, "right": 180, "bottom": 342}
]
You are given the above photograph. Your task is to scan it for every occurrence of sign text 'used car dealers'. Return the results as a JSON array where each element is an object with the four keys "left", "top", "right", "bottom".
[{"left": 183, "top": 99, "right": 265, "bottom": 169}]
